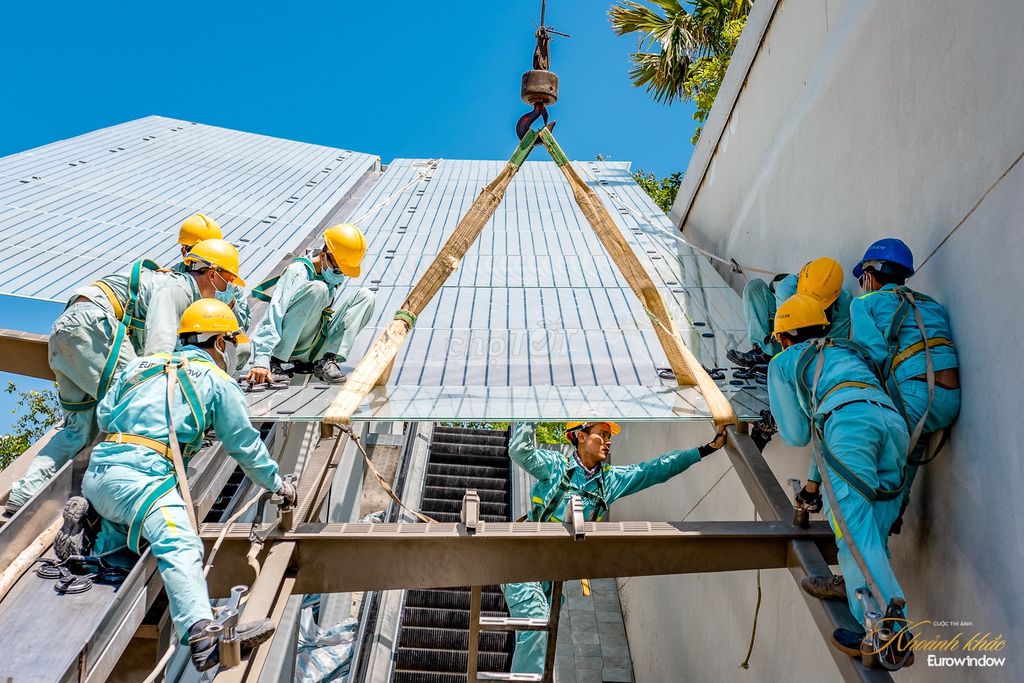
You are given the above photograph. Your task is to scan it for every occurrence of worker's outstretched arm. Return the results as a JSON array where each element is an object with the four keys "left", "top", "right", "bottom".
[
  {"left": 211, "top": 379, "right": 283, "bottom": 493},
  {"left": 849, "top": 294, "right": 889, "bottom": 369},
  {"left": 767, "top": 356, "right": 820, "bottom": 481},
  {"left": 767, "top": 357, "right": 811, "bottom": 447},
  {"left": 143, "top": 284, "right": 193, "bottom": 356},
  {"left": 508, "top": 422, "right": 563, "bottom": 482},
  {"left": 250, "top": 264, "right": 304, "bottom": 369},
  {"left": 602, "top": 445, "right": 704, "bottom": 503}
]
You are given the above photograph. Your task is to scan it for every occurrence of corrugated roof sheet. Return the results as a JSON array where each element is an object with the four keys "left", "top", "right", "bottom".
[
  {"left": 244, "top": 157, "right": 767, "bottom": 421},
  {"left": 0, "top": 115, "right": 378, "bottom": 302}
]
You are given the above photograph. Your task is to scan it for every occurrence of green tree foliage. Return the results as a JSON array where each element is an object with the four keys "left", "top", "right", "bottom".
[
  {"left": 0, "top": 382, "right": 61, "bottom": 470},
  {"left": 439, "top": 421, "right": 568, "bottom": 445},
  {"left": 683, "top": 16, "right": 746, "bottom": 143},
  {"left": 610, "top": 0, "right": 752, "bottom": 143},
  {"left": 632, "top": 169, "right": 683, "bottom": 213}
]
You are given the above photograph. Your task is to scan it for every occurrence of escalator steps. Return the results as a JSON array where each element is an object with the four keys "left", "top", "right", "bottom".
[
  {"left": 393, "top": 427, "right": 514, "bottom": 681},
  {"left": 395, "top": 647, "right": 511, "bottom": 673},
  {"left": 399, "top": 625, "right": 512, "bottom": 652},
  {"left": 405, "top": 589, "right": 506, "bottom": 612}
]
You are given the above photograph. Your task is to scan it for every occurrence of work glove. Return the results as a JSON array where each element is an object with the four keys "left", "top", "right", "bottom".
[
  {"left": 277, "top": 480, "right": 298, "bottom": 508},
  {"left": 794, "top": 485, "right": 823, "bottom": 513},
  {"left": 697, "top": 428, "right": 728, "bottom": 458},
  {"left": 750, "top": 409, "right": 778, "bottom": 452}
]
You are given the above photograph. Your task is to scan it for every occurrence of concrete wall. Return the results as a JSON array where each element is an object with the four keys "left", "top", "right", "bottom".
[
  {"left": 616, "top": 0, "right": 1023, "bottom": 680},
  {"left": 612, "top": 422, "right": 843, "bottom": 680}
]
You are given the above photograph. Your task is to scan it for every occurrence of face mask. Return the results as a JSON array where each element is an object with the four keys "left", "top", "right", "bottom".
[
  {"left": 211, "top": 269, "right": 230, "bottom": 293},
  {"left": 322, "top": 267, "right": 346, "bottom": 287},
  {"left": 210, "top": 337, "right": 238, "bottom": 375},
  {"left": 214, "top": 287, "right": 234, "bottom": 305}
]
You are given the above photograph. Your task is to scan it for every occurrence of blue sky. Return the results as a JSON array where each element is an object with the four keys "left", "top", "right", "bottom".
[{"left": 0, "top": 1, "right": 699, "bottom": 431}]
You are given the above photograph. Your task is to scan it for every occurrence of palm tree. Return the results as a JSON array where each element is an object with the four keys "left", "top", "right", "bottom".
[{"left": 610, "top": 0, "right": 751, "bottom": 104}]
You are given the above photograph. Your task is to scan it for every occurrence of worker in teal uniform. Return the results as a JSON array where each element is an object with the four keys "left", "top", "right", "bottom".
[
  {"left": 54, "top": 299, "right": 296, "bottom": 672},
  {"left": 5, "top": 240, "right": 246, "bottom": 515},
  {"left": 169, "top": 213, "right": 252, "bottom": 371},
  {"left": 728, "top": 257, "right": 853, "bottom": 368},
  {"left": 768, "top": 294, "right": 913, "bottom": 668},
  {"left": 502, "top": 420, "right": 727, "bottom": 674},
  {"left": 850, "top": 238, "right": 959, "bottom": 534},
  {"left": 244, "top": 223, "right": 374, "bottom": 386}
]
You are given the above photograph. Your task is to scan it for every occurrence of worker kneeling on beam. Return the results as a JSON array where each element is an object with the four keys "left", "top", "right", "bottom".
[
  {"left": 244, "top": 223, "right": 375, "bottom": 386},
  {"left": 5, "top": 239, "right": 247, "bottom": 515},
  {"left": 727, "top": 257, "right": 853, "bottom": 368},
  {"left": 850, "top": 238, "right": 959, "bottom": 535},
  {"left": 767, "top": 294, "right": 913, "bottom": 669},
  {"left": 502, "top": 420, "right": 727, "bottom": 674},
  {"left": 169, "top": 213, "right": 252, "bottom": 371},
  {"left": 53, "top": 299, "right": 297, "bottom": 672}
]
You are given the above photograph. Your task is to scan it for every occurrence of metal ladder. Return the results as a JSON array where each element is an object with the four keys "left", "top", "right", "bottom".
[{"left": 467, "top": 581, "right": 564, "bottom": 682}]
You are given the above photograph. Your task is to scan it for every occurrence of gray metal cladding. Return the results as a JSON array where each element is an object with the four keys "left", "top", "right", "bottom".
[{"left": 0, "top": 115, "right": 378, "bottom": 302}]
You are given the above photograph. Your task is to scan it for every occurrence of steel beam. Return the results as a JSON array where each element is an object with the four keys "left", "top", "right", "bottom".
[
  {"left": 200, "top": 520, "right": 835, "bottom": 597},
  {"left": 724, "top": 427, "right": 892, "bottom": 683},
  {"left": 0, "top": 328, "right": 53, "bottom": 380}
]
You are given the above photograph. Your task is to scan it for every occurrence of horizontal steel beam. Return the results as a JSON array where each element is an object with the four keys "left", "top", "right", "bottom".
[
  {"left": 724, "top": 427, "right": 892, "bottom": 683},
  {"left": 0, "top": 329, "right": 53, "bottom": 380},
  {"left": 200, "top": 520, "right": 836, "bottom": 597}
]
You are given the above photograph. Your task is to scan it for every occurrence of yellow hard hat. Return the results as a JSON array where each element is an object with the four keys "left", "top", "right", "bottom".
[
  {"left": 177, "top": 298, "right": 248, "bottom": 343},
  {"left": 797, "top": 257, "right": 844, "bottom": 307},
  {"left": 773, "top": 294, "right": 829, "bottom": 340},
  {"left": 184, "top": 239, "right": 246, "bottom": 287},
  {"left": 178, "top": 213, "right": 223, "bottom": 247},
  {"left": 324, "top": 223, "right": 367, "bottom": 277},
  {"left": 565, "top": 421, "right": 622, "bottom": 442}
]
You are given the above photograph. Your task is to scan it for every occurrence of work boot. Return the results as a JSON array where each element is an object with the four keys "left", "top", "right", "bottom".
[
  {"left": 237, "top": 618, "right": 277, "bottom": 648},
  {"left": 726, "top": 346, "right": 771, "bottom": 368},
  {"left": 801, "top": 574, "right": 847, "bottom": 601},
  {"left": 289, "top": 360, "right": 315, "bottom": 375},
  {"left": 188, "top": 618, "right": 277, "bottom": 672},
  {"left": 313, "top": 354, "right": 347, "bottom": 384},
  {"left": 54, "top": 496, "right": 95, "bottom": 561},
  {"left": 831, "top": 627, "right": 867, "bottom": 657},
  {"left": 189, "top": 619, "right": 220, "bottom": 672},
  {"left": 268, "top": 358, "right": 293, "bottom": 383}
]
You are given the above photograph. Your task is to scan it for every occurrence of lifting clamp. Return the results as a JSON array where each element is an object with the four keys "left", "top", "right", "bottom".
[{"left": 197, "top": 584, "right": 248, "bottom": 668}]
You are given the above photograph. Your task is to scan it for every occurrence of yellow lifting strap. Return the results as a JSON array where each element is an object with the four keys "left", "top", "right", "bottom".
[{"left": 323, "top": 128, "right": 737, "bottom": 427}]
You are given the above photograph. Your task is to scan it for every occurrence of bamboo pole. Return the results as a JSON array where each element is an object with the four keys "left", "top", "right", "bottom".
[{"left": 0, "top": 517, "right": 61, "bottom": 603}]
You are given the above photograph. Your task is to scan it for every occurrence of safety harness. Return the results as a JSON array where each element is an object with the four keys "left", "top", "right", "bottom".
[
  {"left": 800, "top": 340, "right": 913, "bottom": 670},
  {"left": 251, "top": 256, "right": 335, "bottom": 360},
  {"left": 796, "top": 338, "right": 906, "bottom": 503},
  {"left": 529, "top": 458, "right": 609, "bottom": 524},
  {"left": 60, "top": 260, "right": 162, "bottom": 413},
  {"left": 102, "top": 352, "right": 210, "bottom": 552},
  {"left": 875, "top": 286, "right": 956, "bottom": 464}
]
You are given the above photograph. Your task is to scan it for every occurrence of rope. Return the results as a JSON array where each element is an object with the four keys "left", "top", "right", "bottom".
[
  {"left": 574, "top": 162, "right": 777, "bottom": 278},
  {"left": 740, "top": 511, "right": 763, "bottom": 669},
  {"left": 345, "top": 159, "right": 441, "bottom": 227},
  {"left": 917, "top": 147, "right": 1024, "bottom": 271},
  {"left": 340, "top": 425, "right": 437, "bottom": 523},
  {"left": 164, "top": 360, "right": 199, "bottom": 532}
]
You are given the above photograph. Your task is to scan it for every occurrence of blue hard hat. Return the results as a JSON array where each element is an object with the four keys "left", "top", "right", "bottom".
[{"left": 853, "top": 238, "right": 915, "bottom": 278}]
